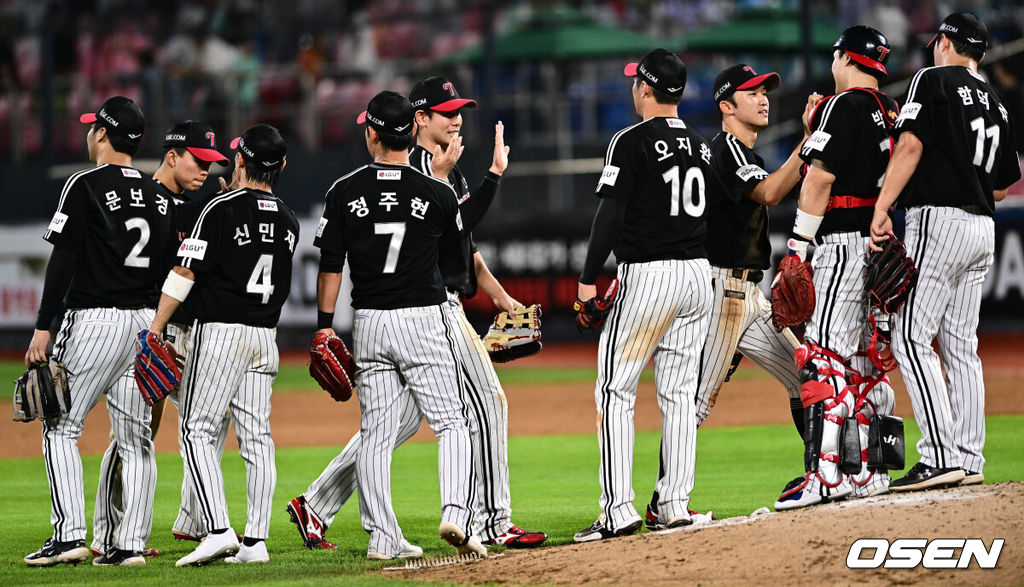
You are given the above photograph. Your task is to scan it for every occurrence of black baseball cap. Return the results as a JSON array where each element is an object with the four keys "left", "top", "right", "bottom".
[
  {"left": 229, "top": 124, "right": 286, "bottom": 169},
  {"left": 926, "top": 11, "right": 988, "bottom": 52},
  {"left": 624, "top": 48, "right": 687, "bottom": 97},
  {"left": 409, "top": 76, "right": 477, "bottom": 112},
  {"left": 713, "top": 64, "right": 781, "bottom": 103},
  {"left": 162, "top": 120, "right": 229, "bottom": 166},
  {"left": 356, "top": 91, "right": 415, "bottom": 134},
  {"left": 834, "top": 25, "right": 891, "bottom": 77},
  {"left": 79, "top": 96, "right": 145, "bottom": 144}
]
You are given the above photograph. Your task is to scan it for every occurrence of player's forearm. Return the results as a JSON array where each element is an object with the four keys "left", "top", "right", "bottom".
[
  {"left": 151, "top": 293, "right": 182, "bottom": 334},
  {"left": 459, "top": 173, "right": 501, "bottom": 231},
  {"left": 752, "top": 147, "right": 804, "bottom": 206},
  {"left": 316, "top": 272, "right": 343, "bottom": 313},
  {"left": 876, "top": 132, "right": 923, "bottom": 212},
  {"left": 580, "top": 198, "right": 625, "bottom": 284},
  {"left": 473, "top": 252, "right": 508, "bottom": 303},
  {"left": 796, "top": 162, "right": 834, "bottom": 217},
  {"left": 35, "top": 245, "right": 78, "bottom": 330}
]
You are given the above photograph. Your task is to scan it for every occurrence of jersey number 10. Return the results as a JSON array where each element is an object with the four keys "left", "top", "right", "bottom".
[{"left": 662, "top": 166, "right": 705, "bottom": 217}]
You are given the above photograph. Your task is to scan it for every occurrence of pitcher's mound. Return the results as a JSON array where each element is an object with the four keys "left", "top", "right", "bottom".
[{"left": 392, "top": 482, "right": 1023, "bottom": 585}]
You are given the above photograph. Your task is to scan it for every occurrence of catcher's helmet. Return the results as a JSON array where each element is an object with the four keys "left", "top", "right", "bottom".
[{"left": 833, "top": 25, "right": 891, "bottom": 77}]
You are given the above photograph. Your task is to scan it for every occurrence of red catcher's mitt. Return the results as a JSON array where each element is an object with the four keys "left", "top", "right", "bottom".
[
  {"left": 573, "top": 278, "right": 619, "bottom": 330},
  {"left": 771, "top": 255, "right": 815, "bottom": 332},
  {"left": 309, "top": 332, "right": 355, "bottom": 402}
]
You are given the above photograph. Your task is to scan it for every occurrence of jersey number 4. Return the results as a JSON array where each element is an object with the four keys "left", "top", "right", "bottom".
[
  {"left": 662, "top": 166, "right": 705, "bottom": 217},
  {"left": 247, "top": 254, "right": 275, "bottom": 304},
  {"left": 970, "top": 117, "right": 1000, "bottom": 174}
]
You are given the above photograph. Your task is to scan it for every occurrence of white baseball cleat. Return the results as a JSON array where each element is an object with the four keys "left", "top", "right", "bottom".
[
  {"left": 439, "top": 522, "right": 487, "bottom": 557},
  {"left": 175, "top": 529, "right": 240, "bottom": 567},
  {"left": 367, "top": 539, "right": 423, "bottom": 560},
  {"left": 225, "top": 541, "right": 269, "bottom": 564},
  {"left": 774, "top": 474, "right": 852, "bottom": 510}
]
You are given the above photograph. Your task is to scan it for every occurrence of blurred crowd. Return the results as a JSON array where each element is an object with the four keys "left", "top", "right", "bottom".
[{"left": 0, "top": 0, "right": 1022, "bottom": 162}]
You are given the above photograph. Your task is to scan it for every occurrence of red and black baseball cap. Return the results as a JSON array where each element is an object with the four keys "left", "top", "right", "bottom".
[
  {"left": 624, "top": 48, "right": 687, "bottom": 98},
  {"left": 713, "top": 64, "right": 781, "bottom": 103},
  {"left": 409, "top": 76, "right": 477, "bottom": 112},
  {"left": 229, "top": 124, "right": 287, "bottom": 169},
  {"left": 162, "top": 120, "right": 229, "bottom": 166},
  {"left": 833, "top": 25, "right": 891, "bottom": 77},
  {"left": 356, "top": 91, "right": 415, "bottom": 134},
  {"left": 926, "top": 11, "right": 988, "bottom": 52},
  {"left": 79, "top": 96, "right": 145, "bottom": 144}
]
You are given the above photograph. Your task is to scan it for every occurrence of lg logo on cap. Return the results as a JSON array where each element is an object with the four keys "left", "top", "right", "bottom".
[{"left": 846, "top": 538, "right": 1003, "bottom": 569}]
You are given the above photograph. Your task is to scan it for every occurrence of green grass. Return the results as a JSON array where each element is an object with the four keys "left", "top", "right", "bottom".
[{"left": 1, "top": 357, "right": 1021, "bottom": 584}]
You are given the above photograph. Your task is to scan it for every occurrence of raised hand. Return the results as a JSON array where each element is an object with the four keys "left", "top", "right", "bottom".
[
  {"left": 489, "top": 121, "right": 510, "bottom": 175},
  {"left": 431, "top": 134, "right": 464, "bottom": 180}
]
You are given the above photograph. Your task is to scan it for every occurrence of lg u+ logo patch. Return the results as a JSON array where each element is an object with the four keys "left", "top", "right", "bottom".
[{"left": 847, "top": 538, "right": 1003, "bottom": 569}]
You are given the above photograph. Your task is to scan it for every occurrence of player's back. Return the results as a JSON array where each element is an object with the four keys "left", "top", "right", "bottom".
[
  {"left": 897, "top": 65, "right": 1018, "bottom": 214},
  {"left": 316, "top": 163, "right": 462, "bottom": 310},
  {"left": 179, "top": 188, "right": 299, "bottom": 328},
  {"left": 45, "top": 164, "right": 174, "bottom": 309},
  {"left": 597, "top": 117, "right": 712, "bottom": 263}
]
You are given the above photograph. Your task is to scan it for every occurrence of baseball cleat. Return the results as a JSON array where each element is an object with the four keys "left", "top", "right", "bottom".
[
  {"left": 774, "top": 474, "right": 852, "bottom": 510},
  {"left": 367, "top": 539, "right": 423, "bottom": 560},
  {"left": 92, "top": 547, "right": 160, "bottom": 558},
  {"left": 173, "top": 529, "right": 242, "bottom": 543},
  {"left": 92, "top": 548, "right": 146, "bottom": 567},
  {"left": 646, "top": 503, "right": 717, "bottom": 530},
  {"left": 24, "top": 539, "right": 90, "bottom": 567},
  {"left": 439, "top": 522, "right": 487, "bottom": 557},
  {"left": 573, "top": 514, "right": 642, "bottom": 543},
  {"left": 889, "top": 462, "right": 965, "bottom": 492},
  {"left": 481, "top": 524, "right": 547, "bottom": 548},
  {"left": 664, "top": 513, "right": 693, "bottom": 528},
  {"left": 175, "top": 529, "right": 240, "bottom": 567},
  {"left": 286, "top": 495, "right": 336, "bottom": 549},
  {"left": 851, "top": 472, "right": 890, "bottom": 498},
  {"left": 960, "top": 470, "right": 984, "bottom": 486},
  {"left": 224, "top": 541, "right": 269, "bottom": 564}
]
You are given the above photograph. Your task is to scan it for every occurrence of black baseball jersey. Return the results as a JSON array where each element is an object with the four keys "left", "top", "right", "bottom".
[
  {"left": 178, "top": 188, "right": 299, "bottom": 328},
  {"left": 596, "top": 117, "right": 711, "bottom": 262},
  {"left": 895, "top": 65, "right": 1021, "bottom": 214},
  {"left": 705, "top": 132, "right": 772, "bottom": 269},
  {"left": 315, "top": 162, "right": 463, "bottom": 310},
  {"left": 800, "top": 89, "right": 899, "bottom": 237},
  {"left": 44, "top": 164, "right": 174, "bottom": 309},
  {"left": 409, "top": 145, "right": 477, "bottom": 297},
  {"left": 155, "top": 179, "right": 204, "bottom": 325}
]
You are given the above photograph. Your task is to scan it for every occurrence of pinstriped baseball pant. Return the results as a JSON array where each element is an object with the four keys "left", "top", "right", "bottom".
[
  {"left": 179, "top": 321, "right": 278, "bottom": 540},
  {"left": 353, "top": 303, "right": 473, "bottom": 558},
  {"left": 45, "top": 307, "right": 156, "bottom": 552},
  {"left": 303, "top": 295, "right": 511, "bottom": 542},
  {"left": 694, "top": 266, "right": 801, "bottom": 425},
  {"left": 893, "top": 206, "right": 993, "bottom": 474},
  {"left": 596, "top": 259, "right": 712, "bottom": 529}
]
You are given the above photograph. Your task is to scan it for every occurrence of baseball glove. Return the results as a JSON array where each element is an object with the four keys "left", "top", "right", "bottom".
[
  {"left": 770, "top": 255, "right": 815, "bottom": 332},
  {"left": 134, "top": 329, "right": 182, "bottom": 406},
  {"left": 864, "top": 236, "right": 918, "bottom": 314},
  {"left": 309, "top": 332, "right": 355, "bottom": 402},
  {"left": 482, "top": 304, "right": 543, "bottom": 363},
  {"left": 574, "top": 278, "right": 619, "bottom": 330},
  {"left": 13, "top": 360, "right": 71, "bottom": 424}
]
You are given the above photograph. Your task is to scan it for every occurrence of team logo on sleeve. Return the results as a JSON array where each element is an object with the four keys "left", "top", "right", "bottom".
[
  {"left": 736, "top": 164, "right": 768, "bottom": 181},
  {"left": 804, "top": 130, "right": 831, "bottom": 152},
  {"left": 47, "top": 212, "right": 68, "bottom": 234},
  {"left": 896, "top": 102, "right": 921, "bottom": 123},
  {"left": 257, "top": 200, "right": 279, "bottom": 212},
  {"left": 316, "top": 216, "right": 328, "bottom": 238},
  {"left": 178, "top": 238, "right": 208, "bottom": 260},
  {"left": 598, "top": 165, "right": 620, "bottom": 188},
  {"left": 121, "top": 168, "right": 142, "bottom": 178}
]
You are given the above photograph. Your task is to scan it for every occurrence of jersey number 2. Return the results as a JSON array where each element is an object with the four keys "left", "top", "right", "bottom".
[
  {"left": 662, "top": 166, "right": 705, "bottom": 217},
  {"left": 247, "top": 254, "right": 275, "bottom": 304},
  {"left": 375, "top": 222, "right": 406, "bottom": 274},
  {"left": 124, "top": 218, "right": 151, "bottom": 268},
  {"left": 970, "top": 117, "right": 1000, "bottom": 174}
]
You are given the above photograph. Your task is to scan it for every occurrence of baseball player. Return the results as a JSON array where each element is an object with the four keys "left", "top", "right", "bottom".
[
  {"left": 150, "top": 123, "right": 300, "bottom": 566},
  {"left": 288, "top": 77, "right": 546, "bottom": 552},
  {"left": 23, "top": 96, "right": 173, "bottom": 567},
  {"left": 871, "top": 12, "right": 1021, "bottom": 492},
  {"left": 645, "top": 64, "right": 821, "bottom": 529},
  {"left": 574, "top": 49, "right": 714, "bottom": 541},
  {"left": 313, "top": 91, "right": 485, "bottom": 559},
  {"left": 91, "top": 120, "right": 230, "bottom": 558},
  {"left": 773, "top": 26, "right": 901, "bottom": 510}
]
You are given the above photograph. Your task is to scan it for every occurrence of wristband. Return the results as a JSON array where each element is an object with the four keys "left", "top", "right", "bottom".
[
  {"left": 792, "top": 208, "right": 824, "bottom": 241},
  {"left": 317, "top": 310, "right": 335, "bottom": 330},
  {"left": 161, "top": 271, "right": 194, "bottom": 302}
]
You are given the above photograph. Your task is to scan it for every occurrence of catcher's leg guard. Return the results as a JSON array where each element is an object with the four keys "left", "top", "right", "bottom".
[{"left": 849, "top": 352, "right": 898, "bottom": 497}]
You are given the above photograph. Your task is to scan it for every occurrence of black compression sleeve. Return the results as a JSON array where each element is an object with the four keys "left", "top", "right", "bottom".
[
  {"left": 35, "top": 245, "right": 78, "bottom": 330},
  {"left": 580, "top": 197, "right": 626, "bottom": 284},
  {"left": 318, "top": 250, "right": 346, "bottom": 273},
  {"left": 458, "top": 172, "right": 501, "bottom": 231}
]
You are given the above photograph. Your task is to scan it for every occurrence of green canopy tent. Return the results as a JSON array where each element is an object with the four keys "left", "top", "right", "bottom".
[{"left": 671, "top": 9, "right": 844, "bottom": 53}]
